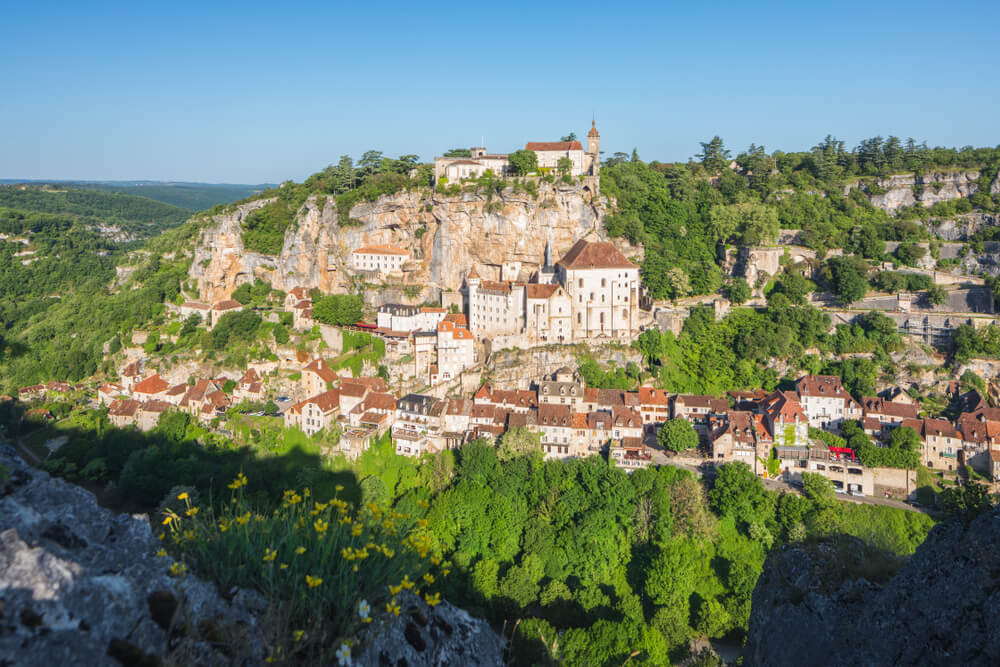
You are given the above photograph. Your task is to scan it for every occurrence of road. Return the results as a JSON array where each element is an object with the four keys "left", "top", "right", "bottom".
[{"left": 647, "top": 447, "right": 935, "bottom": 516}]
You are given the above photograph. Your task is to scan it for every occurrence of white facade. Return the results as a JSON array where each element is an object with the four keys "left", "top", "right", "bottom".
[
  {"left": 436, "top": 320, "right": 475, "bottom": 381},
  {"left": 352, "top": 245, "right": 410, "bottom": 274}
]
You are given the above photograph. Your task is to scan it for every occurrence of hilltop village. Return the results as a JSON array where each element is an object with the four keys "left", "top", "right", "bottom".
[{"left": 7, "top": 125, "right": 1000, "bottom": 511}]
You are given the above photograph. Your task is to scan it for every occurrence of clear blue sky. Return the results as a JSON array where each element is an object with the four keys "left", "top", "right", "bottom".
[{"left": 3, "top": 0, "right": 997, "bottom": 183}]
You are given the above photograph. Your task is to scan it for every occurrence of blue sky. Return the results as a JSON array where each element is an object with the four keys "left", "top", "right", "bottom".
[{"left": 3, "top": 0, "right": 998, "bottom": 183}]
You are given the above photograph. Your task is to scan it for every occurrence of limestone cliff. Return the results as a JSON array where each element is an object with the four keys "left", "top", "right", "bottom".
[
  {"left": 190, "top": 183, "right": 637, "bottom": 305},
  {"left": 845, "top": 170, "right": 983, "bottom": 213},
  {"left": 743, "top": 510, "right": 1000, "bottom": 666}
]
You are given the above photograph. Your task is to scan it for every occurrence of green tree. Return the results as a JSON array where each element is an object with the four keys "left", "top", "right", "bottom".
[
  {"left": 497, "top": 427, "right": 541, "bottom": 461},
  {"left": 802, "top": 471, "right": 836, "bottom": 509},
  {"left": 658, "top": 418, "right": 699, "bottom": 452},
  {"left": 697, "top": 136, "right": 732, "bottom": 173},
  {"left": 557, "top": 156, "right": 573, "bottom": 177},
  {"left": 925, "top": 284, "right": 947, "bottom": 306},
  {"left": 231, "top": 282, "right": 252, "bottom": 304},
  {"left": 508, "top": 149, "right": 538, "bottom": 176},
  {"left": 727, "top": 279, "right": 751, "bottom": 304},
  {"left": 311, "top": 294, "right": 363, "bottom": 326}
]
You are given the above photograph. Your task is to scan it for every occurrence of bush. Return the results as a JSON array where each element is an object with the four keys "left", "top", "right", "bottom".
[
  {"left": 658, "top": 418, "right": 699, "bottom": 452},
  {"left": 162, "top": 480, "right": 449, "bottom": 664}
]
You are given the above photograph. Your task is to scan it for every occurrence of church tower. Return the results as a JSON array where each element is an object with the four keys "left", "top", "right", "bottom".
[{"left": 587, "top": 120, "right": 600, "bottom": 176}]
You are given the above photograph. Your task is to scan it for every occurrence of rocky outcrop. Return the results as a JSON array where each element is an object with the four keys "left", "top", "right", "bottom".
[
  {"left": 0, "top": 445, "right": 267, "bottom": 665},
  {"left": 190, "top": 183, "right": 633, "bottom": 305},
  {"left": 744, "top": 510, "right": 1000, "bottom": 666},
  {"left": 356, "top": 591, "right": 505, "bottom": 666},
  {"left": 929, "top": 212, "right": 1000, "bottom": 241},
  {"left": 846, "top": 171, "right": 981, "bottom": 213}
]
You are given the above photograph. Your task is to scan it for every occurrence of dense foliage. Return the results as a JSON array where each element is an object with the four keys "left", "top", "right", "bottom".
[
  {"left": 71, "top": 181, "right": 271, "bottom": 211},
  {"left": 0, "top": 186, "right": 190, "bottom": 236}
]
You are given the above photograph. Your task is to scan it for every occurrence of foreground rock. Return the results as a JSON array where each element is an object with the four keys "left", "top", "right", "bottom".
[
  {"left": 0, "top": 445, "right": 266, "bottom": 665},
  {"left": 357, "top": 591, "right": 505, "bottom": 666},
  {"left": 744, "top": 511, "right": 1000, "bottom": 666}
]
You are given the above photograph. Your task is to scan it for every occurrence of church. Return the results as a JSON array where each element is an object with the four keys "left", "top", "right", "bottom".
[
  {"left": 433, "top": 121, "right": 601, "bottom": 183},
  {"left": 465, "top": 236, "right": 640, "bottom": 345}
]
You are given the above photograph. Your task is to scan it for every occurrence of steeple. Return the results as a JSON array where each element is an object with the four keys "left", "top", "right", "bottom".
[
  {"left": 587, "top": 120, "right": 600, "bottom": 176},
  {"left": 544, "top": 240, "right": 552, "bottom": 269}
]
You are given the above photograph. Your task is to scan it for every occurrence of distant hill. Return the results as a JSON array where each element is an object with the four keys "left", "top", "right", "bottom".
[
  {"left": 0, "top": 180, "right": 274, "bottom": 211},
  {"left": 0, "top": 185, "right": 191, "bottom": 238}
]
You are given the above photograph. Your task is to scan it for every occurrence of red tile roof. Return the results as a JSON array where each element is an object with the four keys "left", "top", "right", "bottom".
[
  {"left": 303, "top": 359, "right": 337, "bottom": 384},
  {"left": 587, "top": 120, "right": 599, "bottom": 138},
  {"left": 213, "top": 299, "right": 243, "bottom": 310},
  {"left": 181, "top": 301, "right": 211, "bottom": 310},
  {"left": 444, "top": 313, "right": 468, "bottom": 327},
  {"left": 538, "top": 403, "right": 573, "bottom": 427},
  {"left": 525, "top": 284, "right": 560, "bottom": 299},
  {"left": 638, "top": 387, "right": 671, "bottom": 406},
  {"left": 108, "top": 399, "right": 141, "bottom": 417},
  {"left": 133, "top": 374, "right": 169, "bottom": 395},
  {"left": 796, "top": 375, "right": 850, "bottom": 398},
  {"left": 557, "top": 238, "right": 637, "bottom": 270}
]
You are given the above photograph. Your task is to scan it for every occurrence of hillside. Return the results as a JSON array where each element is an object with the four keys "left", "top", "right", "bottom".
[
  {"left": 68, "top": 180, "right": 274, "bottom": 211},
  {"left": 0, "top": 185, "right": 192, "bottom": 239}
]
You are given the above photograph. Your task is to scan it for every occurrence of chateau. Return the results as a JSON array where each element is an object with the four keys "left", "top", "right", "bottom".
[
  {"left": 433, "top": 121, "right": 602, "bottom": 182},
  {"left": 466, "top": 237, "right": 640, "bottom": 344}
]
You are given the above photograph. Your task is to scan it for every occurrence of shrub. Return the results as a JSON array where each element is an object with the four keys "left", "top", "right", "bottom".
[{"left": 162, "top": 480, "right": 449, "bottom": 664}]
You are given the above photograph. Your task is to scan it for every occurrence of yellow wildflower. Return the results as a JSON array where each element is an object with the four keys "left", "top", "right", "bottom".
[
  {"left": 303, "top": 488, "right": 310, "bottom": 497},
  {"left": 280, "top": 563, "right": 288, "bottom": 570},
  {"left": 295, "top": 546, "right": 306, "bottom": 555},
  {"left": 389, "top": 583, "right": 403, "bottom": 595},
  {"left": 335, "top": 484, "right": 344, "bottom": 492},
  {"left": 185, "top": 506, "right": 199, "bottom": 517},
  {"left": 168, "top": 562, "right": 187, "bottom": 576},
  {"left": 156, "top": 548, "right": 167, "bottom": 557},
  {"left": 416, "top": 519, "right": 428, "bottom": 528},
  {"left": 305, "top": 575, "right": 323, "bottom": 588},
  {"left": 400, "top": 575, "right": 414, "bottom": 590},
  {"left": 423, "top": 573, "right": 435, "bottom": 584},
  {"left": 442, "top": 568, "right": 450, "bottom": 576},
  {"left": 294, "top": 629, "right": 304, "bottom": 642},
  {"left": 177, "top": 492, "right": 189, "bottom": 501},
  {"left": 424, "top": 591, "right": 441, "bottom": 607},
  {"left": 236, "top": 512, "right": 251, "bottom": 526},
  {"left": 182, "top": 529, "right": 194, "bottom": 541},
  {"left": 314, "top": 518, "right": 329, "bottom": 535},
  {"left": 264, "top": 547, "right": 277, "bottom": 562},
  {"left": 227, "top": 472, "right": 248, "bottom": 490},
  {"left": 386, "top": 598, "right": 401, "bottom": 616},
  {"left": 351, "top": 523, "right": 363, "bottom": 537},
  {"left": 218, "top": 519, "right": 230, "bottom": 532},
  {"left": 431, "top": 555, "right": 441, "bottom": 566}
]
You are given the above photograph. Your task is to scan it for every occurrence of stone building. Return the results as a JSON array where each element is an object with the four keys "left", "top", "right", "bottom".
[
  {"left": 795, "top": 375, "right": 863, "bottom": 430},
  {"left": 351, "top": 245, "right": 410, "bottom": 274},
  {"left": 435, "top": 319, "right": 475, "bottom": 382}
]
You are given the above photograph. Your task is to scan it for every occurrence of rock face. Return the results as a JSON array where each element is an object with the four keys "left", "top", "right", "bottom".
[
  {"left": 0, "top": 445, "right": 266, "bottom": 665},
  {"left": 845, "top": 171, "right": 981, "bottom": 213},
  {"left": 191, "top": 183, "right": 626, "bottom": 305},
  {"left": 744, "top": 511, "right": 1000, "bottom": 666},
  {"left": 356, "top": 591, "right": 505, "bottom": 667},
  {"left": 931, "top": 211, "right": 1000, "bottom": 241}
]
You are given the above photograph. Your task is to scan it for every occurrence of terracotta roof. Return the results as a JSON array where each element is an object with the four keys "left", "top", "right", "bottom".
[
  {"left": 133, "top": 374, "right": 169, "bottom": 395},
  {"left": 343, "top": 377, "right": 389, "bottom": 392},
  {"left": 526, "top": 141, "right": 583, "bottom": 152},
  {"left": 213, "top": 299, "right": 242, "bottom": 310},
  {"left": 166, "top": 384, "right": 188, "bottom": 397},
  {"left": 122, "top": 360, "right": 142, "bottom": 377},
  {"left": 761, "top": 391, "right": 807, "bottom": 424},
  {"left": 538, "top": 403, "right": 573, "bottom": 427},
  {"left": 444, "top": 398, "right": 473, "bottom": 416},
  {"left": 339, "top": 382, "right": 368, "bottom": 398},
  {"left": 471, "top": 404, "right": 496, "bottom": 419},
  {"left": 421, "top": 307, "right": 446, "bottom": 313},
  {"left": 638, "top": 387, "right": 671, "bottom": 406},
  {"left": 303, "top": 359, "right": 337, "bottom": 384},
  {"left": 572, "top": 412, "right": 588, "bottom": 429},
  {"left": 444, "top": 313, "right": 467, "bottom": 327},
  {"left": 588, "top": 411, "right": 612, "bottom": 430},
  {"left": 142, "top": 400, "right": 172, "bottom": 414},
  {"left": 240, "top": 368, "right": 261, "bottom": 384},
  {"left": 557, "top": 238, "right": 637, "bottom": 270},
  {"left": 612, "top": 406, "right": 642, "bottom": 428},
  {"left": 296, "top": 389, "right": 341, "bottom": 414},
  {"left": 923, "top": 418, "right": 960, "bottom": 440},
  {"left": 98, "top": 382, "right": 123, "bottom": 393},
  {"left": 289, "top": 287, "right": 309, "bottom": 299},
  {"left": 525, "top": 284, "right": 560, "bottom": 299},
  {"left": 438, "top": 320, "right": 473, "bottom": 340},
  {"left": 587, "top": 120, "right": 599, "bottom": 138},
  {"left": 108, "top": 399, "right": 141, "bottom": 417},
  {"left": 467, "top": 266, "right": 480, "bottom": 280},
  {"left": 796, "top": 375, "right": 850, "bottom": 398},
  {"left": 360, "top": 411, "right": 389, "bottom": 426},
  {"left": 861, "top": 397, "right": 920, "bottom": 420},
  {"left": 712, "top": 410, "right": 756, "bottom": 444},
  {"left": 478, "top": 280, "right": 511, "bottom": 294},
  {"left": 181, "top": 301, "right": 211, "bottom": 310},
  {"left": 353, "top": 244, "right": 409, "bottom": 256}
]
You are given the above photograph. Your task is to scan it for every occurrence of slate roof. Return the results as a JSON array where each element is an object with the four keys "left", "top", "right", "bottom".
[{"left": 557, "top": 239, "right": 637, "bottom": 270}]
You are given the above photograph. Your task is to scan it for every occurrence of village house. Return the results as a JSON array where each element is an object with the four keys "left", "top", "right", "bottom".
[
  {"left": 435, "top": 319, "right": 476, "bottom": 382},
  {"left": 957, "top": 413, "right": 1000, "bottom": 474},
  {"left": 233, "top": 368, "right": 266, "bottom": 402},
  {"left": 291, "top": 299, "right": 314, "bottom": 330},
  {"left": 97, "top": 382, "right": 124, "bottom": 407},
  {"left": 992, "top": 450, "right": 1000, "bottom": 482},
  {"left": 637, "top": 386, "right": 672, "bottom": 436},
  {"left": 301, "top": 359, "right": 338, "bottom": 396},
  {"left": 758, "top": 391, "right": 809, "bottom": 448},
  {"left": 163, "top": 383, "right": 189, "bottom": 406},
  {"left": 177, "top": 301, "right": 211, "bottom": 321},
  {"left": 210, "top": 300, "right": 243, "bottom": 328},
  {"left": 861, "top": 396, "right": 920, "bottom": 434},
  {"left": 108, "top": 399, "right": 141, "bottom": 429},
  {"left": 284, "top": 287, "right": 310, "bottom": 311},
  {"left": 440, "top": 398, "right": 473, "bottom": 448},
  {"left": 673, "top": 395, "right": 729, "bottom": 434},
  {"left": 351, "top": 245, "right": 410, "bottom": 274},
  {"left": 377, "top": 304, "right": 445, "bottom": 333},
  {"left": 538, "top": 375, "right": 586, "bottom": 411},
  {"left": 393, "top": 394, "right": 445, "bottom": 457},
  {"left": 132, "top": 374, "right": 170, "bottom": 401},
  {"left": 795, "top": 375, "right": 863, "bottom": 430},
  {"left": 537, "top": 404, "right": 580, "bottom": 459},
  {"left": 138, "top": 400, "right": 171, "bottom": 431},
  {"left": 920, "top": 418, "right": 962, "bottom": 471},
  {"left": 284, "top": 389, "right": 341, "bottom": 437},
  {"left": 610, "top": 441, "right": 653, "bottom": 473},
  {"left": 774, "top": 445, "right": 874, "bottom": 496},
  {"left": 120, "top": 360, "right": 142, "bottom": 391}
]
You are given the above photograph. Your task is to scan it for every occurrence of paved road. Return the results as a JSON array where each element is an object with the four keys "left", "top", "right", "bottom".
[{"left": 647, "top": 447, "right": 935, "bottom": 516}]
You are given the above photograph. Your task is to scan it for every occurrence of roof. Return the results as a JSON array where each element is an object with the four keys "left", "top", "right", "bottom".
[
  {"left": 557, "top": 238, "right": 637, "bottom": 270},
  {"left": 213, "top": 299, "right": 243, "bottom": 310},
  {"left": 98, "top": 382, "right": 123, "bottom": 393},
  {"left": 796, "top": 375, "right": 850, "bottom": 398},
  {"left": 612, "top": 406, "right": 642, "bottom": 428},
  {"left": 180, "top": 301, "right": 211, "bottom": 310},
  {"left": 587, "top": 120, "right": 599, "bottom": 138},
  {"left": 444, "top": 398, "right": 473, "bottom": 416},
  {"left": 466, "top": 266, "right": 480, "bottom": 280},
  {"left": 142, "top": 400, "right": 172, "bottom": 414},
  {"left": 342, "top": 376, "right": 389, "bottom": 392},
  {"left": 303, "top": 358, "right": 338, "bottom": 384},
  {"left": 339, "top": 382, "right": 368, "bottom": 399},
  {"left": 438, "top": 320, "right": 473, "bottom": 339},
  {"left": 240, "top": 368, "right": 261, "bottom": 384},
  {"left": 122, "top": 360, "right": 142, "bottom": 377},
  {"left": 295, "top": 389, "right": 341, "bottom": 414},
  {"left": 761, "top": 391, "right": 807, "bottom": 424},
  {"left": 861, "top": 397, "right": 920, "bottom": 420},
  {"left": 572, "top": 412, "right": 588, "bottom": 429},
  {"left": 525, "top": 141, "right": 584, "bottom": 152},
  {"left": 638, "top": 386, "right": 671, "bottom": 406},
  {"left": 525, "top": 284, "right": 560, "bottom": 299},
  {"left": 538, "top": 403, "right": 573, "bottom": 427},
  {"left": 108, "top": 399, "right": 141, "bottom": 417},
  {"left": 712, "top": 411, "right": 756, "bottom": 444},
  {"left": 133, "top": 374, "right": 169, "bottom": 395},
  {"left": 421, "top": 307, "right": 446, "bottom": 313},
  {"left": 923, "top": 418, "right": 960, "bottom": 439},
  {"left": 444, "top": 313, "right": 467, "bottom": 327},
  {"left": 478, "top": 280, "right": 511, "bottom": 294},
  {"left": 165, "top": 384, "right": 188, "bottom": 397},
  {"left": 288, "top": 287, "right": 309, "bottom": 299},
  {"left": 353, "top": 244, "right": 409, "bottom": 256}
]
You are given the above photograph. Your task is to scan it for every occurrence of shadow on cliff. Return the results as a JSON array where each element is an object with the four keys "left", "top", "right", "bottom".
[{"left": 0, "top": 401, "right": 360, "bottom": 515}]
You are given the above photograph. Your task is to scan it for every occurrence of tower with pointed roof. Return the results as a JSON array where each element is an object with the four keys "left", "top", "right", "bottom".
[{"left": 587, "top": 120, "right": 600, "bottom": 176}]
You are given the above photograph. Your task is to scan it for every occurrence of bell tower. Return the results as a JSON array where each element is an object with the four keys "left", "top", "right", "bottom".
[{"left": 587, "top": 120, "right": 600, "bottom": 175}]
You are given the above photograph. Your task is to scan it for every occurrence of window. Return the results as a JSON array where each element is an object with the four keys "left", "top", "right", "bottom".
[
  {"left": 601, "top": 278, "right": 606, "bottom": 287},
  {"left": 578, "top": 278, "right": 583, "bottom": 288}
]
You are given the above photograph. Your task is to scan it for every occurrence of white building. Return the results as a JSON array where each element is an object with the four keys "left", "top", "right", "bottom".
[
  {"left": 795, "top": 375, "right": 863, "bottom": 430},
  {"left": 284, "top": 389, "right": 341, "bottom": 436},
  {"left": 557, "top": 238, "right": 640, "bottom": 340},
  {"left": 376, "top": 304, "right": 447, "bottom": 333},
  {"left": 436, "top": 319, "right": 476, "bottom": 382},
  {"left": 351, "top": 245, "right": 410, "bottom": 274}
]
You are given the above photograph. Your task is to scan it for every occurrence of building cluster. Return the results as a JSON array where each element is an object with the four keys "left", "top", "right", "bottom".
[
  {"left": 433, "top": 122, "right": 601, "bottom": 182},
  {"left": 465, "top": 238, "right": 641, "bottom": 347},
  {"left": 97, "top": 360, "right": 266, "bottom": 431},
  {"left": 175, "top": 299, "right": 243, "bottom": 328}
]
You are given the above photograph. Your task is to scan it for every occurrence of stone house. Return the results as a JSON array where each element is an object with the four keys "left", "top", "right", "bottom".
[
  {"left": 132, "top": 374, "right": 170, "bottom": 401},
  {"left": 120, "top": 360, "right": 142, "bottom": 391},
  {"left": 177, "top": 301, "right": 211, "bottom": 321},
  {"left": 163, "top": 384, "right": 189, "bottom": 406},
  {"left": 351, "top": 245, "right": 410, "bottom": 274},
  {"left": 709, "top": 411, "right": 764, "bottom": 465},
  {"left": 611, "top": 406, "right": 643, "bottom": 442},
  {"left": 759, "top": 391, "right": 809, "bottom": 448},
  {"left": 537, "top": 404, "right": 579, "bottom": 459},
  {"left": 107, "top": 399, "right": 141, "bottom": 429},
  {"left": 284, "top": 389, "right": 341, "bottom": 437},
  {"left": 637, "top": 386, "right": 672, "bottom": 436},
  {"left": 138, "top": 401, "right": 171, "bottom": 431},
  {"left": 436, "top": 319, "right": 475, "bottom": 382},
  {"left": 210, "top": 300, "right": 243, "bottom": 328},
  {"left": 97, "top": 383, "right": 124, "bottom": 407},
  {"left": 284, "top": 287, "right": 310, "bottom": 311},
  {"left": 795, "top": 375, "right": 863, "bottom": 430},
  {"left": 524, "top": 283, "right": 572, "bottom": 343},
  {"left": 301, "top": 359, "right": 337, "bottom": 397},
  {"left": 538, "top": 378, "right": 585, "bottom": 411},
  {"left": 393, "top": 394, "right": 445, "bottom": 457},
  {"left": 610, "top": 442, "right": 652, "bottom": 473},
  {"left": 673, "top": 395, "right": 729, "bottom": 434},
  {"left": 920, "top": 418, "right": 962, "bottom": 471},
  {"left": 441, "top": 398, "right": 473, "bottom": 447},
  {"left": 377, "top": 304, "right": 446, "bottom": 333}
]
